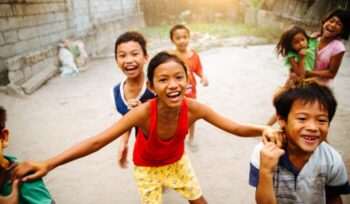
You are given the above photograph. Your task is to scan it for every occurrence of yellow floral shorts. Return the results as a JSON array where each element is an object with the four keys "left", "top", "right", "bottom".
[{"left": 134, "top": 154, "right": 202, "bottom": 204}]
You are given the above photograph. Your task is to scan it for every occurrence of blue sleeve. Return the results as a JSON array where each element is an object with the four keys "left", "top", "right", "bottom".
[
  {"left": 249, "top": 163, "right": 259, "bottom": 187},
  {"left": 140, "top": 88, "right": 155, "bottom": 103},
  {"left": 113, "top": 84, "right": 128, "bottom": 115},
  {"left": 326, "top": 181, "right": 350, "bottom": 195}
]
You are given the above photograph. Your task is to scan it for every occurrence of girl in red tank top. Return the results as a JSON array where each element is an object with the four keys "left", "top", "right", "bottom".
[{"left": 12, "top": 52, "right": 282, "bottom": 204}]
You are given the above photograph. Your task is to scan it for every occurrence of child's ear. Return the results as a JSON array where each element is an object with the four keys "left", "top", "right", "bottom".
[
  {"left": 0, "top": 128, "right": 9, "bottom": 148},
  {"left": 146, "top": 81, "right": 155, "bottom": 94},
  {"left": 277, "top": 115, "right": 287, "bottom": 129}
]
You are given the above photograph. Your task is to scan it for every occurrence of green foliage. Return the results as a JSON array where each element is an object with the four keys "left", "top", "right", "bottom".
[{"left": 250, "top": 0, "right": 261, "bottom": 8}]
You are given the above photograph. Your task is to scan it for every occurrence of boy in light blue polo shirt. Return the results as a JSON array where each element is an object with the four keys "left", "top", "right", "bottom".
[{"left": 249, "top": 78, "right": 350, "bottom": 203}]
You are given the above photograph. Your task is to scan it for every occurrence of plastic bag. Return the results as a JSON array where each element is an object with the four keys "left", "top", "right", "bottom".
[{"left": 58, "top": 47, "right": 79, "bottom": 77}]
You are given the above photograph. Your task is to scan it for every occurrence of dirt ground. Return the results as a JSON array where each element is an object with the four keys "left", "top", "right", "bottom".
[{"left": 1, "top": 41, "right": 350, "bottom": 204}]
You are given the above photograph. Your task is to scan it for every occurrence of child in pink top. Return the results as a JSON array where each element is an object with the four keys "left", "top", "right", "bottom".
[{"left": 306, "top": 9, "right": 350, "bottom": 87}]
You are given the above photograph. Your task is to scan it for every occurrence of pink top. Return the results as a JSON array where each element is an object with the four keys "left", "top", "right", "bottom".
[{"left": 315, "top": 39, "right": 345, "bottom": 86}]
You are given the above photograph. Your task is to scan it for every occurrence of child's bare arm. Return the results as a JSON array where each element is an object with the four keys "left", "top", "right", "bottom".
[
  {"left": 189, "top": 100, "right": 284, "bottom": 146},
  {"left": 118, "top": 130, "right": 131, "bottom": 168},
  {"left": 200, "top": 74, "right": 209, "bottom": 86},
  {"left": 117, "top": 98, "right": 142, "bottom": 168},
  {"left": 306, "top": 52, "right": 345, "bottom": 79},
  {"left": 11, "top": 104, "right": 148, "bottom": 182},
  {"left": 289, "top": 52, "right": 306, "bottom": 79},
  {"left": 256, "top": 142, "right": 285, "bottom": 204}
]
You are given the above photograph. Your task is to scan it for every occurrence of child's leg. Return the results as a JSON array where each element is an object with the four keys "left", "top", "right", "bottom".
[
  {"left": 189, "top": 196, "right": 207, "bottom": 204},
  {"left": 188, "top": 124, "right": 199, "bottom": 152},
  {"left": 134, "top": 166, "right": 163, "bottom": 204},
  {"left": 164, "top": 154, "right": 203, "bottom": 202},
  {"left": 189, "top": 124, "right": 195, "bottom": 142}
]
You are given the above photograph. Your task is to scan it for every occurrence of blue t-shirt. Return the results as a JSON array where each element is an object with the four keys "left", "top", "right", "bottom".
[{"left": 112, "top": 78, "right": 155, "bottom": 115}]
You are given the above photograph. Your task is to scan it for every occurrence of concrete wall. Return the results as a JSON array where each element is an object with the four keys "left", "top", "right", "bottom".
[
  {"left": 244, "top": 7, "right": 319, "bottom": 34},
  {"left": 0, "top": 0, "right": 144, "bottom": 95}
]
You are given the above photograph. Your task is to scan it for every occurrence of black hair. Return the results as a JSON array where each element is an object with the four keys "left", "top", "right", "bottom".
[
  {"left": 321, "top": 9, "right": 350, "bottom": 40},
  {"left": 0, "top": 106, "right": 6, "bottom": 132},
  {"left": 276, "top": 25, "right": 309, "bottom": 57},
  {"left": 147, "top": 51, "right": 187, "bottom": 85},
  {"left": 169, "top": 24, "right": 190, "bottom": 41},
  {"left": 273, "top": 78, "right": 337, "bottom": 123},
  {"left": 114, "top": 31, "right": 148, "bottom": 60}
]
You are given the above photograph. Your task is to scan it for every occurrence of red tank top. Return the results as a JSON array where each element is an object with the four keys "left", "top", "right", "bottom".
[{"left": 133, "top": 98, "right": 188, "bottom": 167}]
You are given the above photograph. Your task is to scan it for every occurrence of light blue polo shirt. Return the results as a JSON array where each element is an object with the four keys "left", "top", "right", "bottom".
[{"left": 249, "top": 142, "right": 350, "bottom": 203}]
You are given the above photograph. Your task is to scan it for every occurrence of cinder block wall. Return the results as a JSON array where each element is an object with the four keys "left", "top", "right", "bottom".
[{"left": 0, "top": 0, "right": 144, "bottom": 94}]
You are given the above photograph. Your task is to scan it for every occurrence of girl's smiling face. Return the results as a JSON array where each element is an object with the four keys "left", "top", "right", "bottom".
[
  {"left": 149, "top": 60, "right": 188, "bottom": 108},
  {"left": 322, "top": 16, "right": 343, "bottom": 39},
  {"left": 116, "top": 41, "right": 148, "bottom": 79}
]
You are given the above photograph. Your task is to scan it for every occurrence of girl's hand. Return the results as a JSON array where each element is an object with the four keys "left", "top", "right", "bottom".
[
  {"left": 262, "top": 127, "right": 285, "bottom": 148},
  {"left": 289, "top": 72, "right": 299, "bottom": 82},
  {"left": 127, "top": 99, "right": 141, "bottom": 110},
  {"left": 0, "top": 179, "right": 20, "bottom": 204},
  {"left": 298, "top": 48, "right": 307, "bottom": 59},
  {"left": 259, "top": 142, "right": 285, "bottom": 174},
  {"left": 117, "top": 141, "right": 129, "bottom": 169},
  {"left": 10, "top": 161, "right": 49, "bottom": 182},
  {"left": 201, "top": 75, "right": 209, "bottom": 86}
]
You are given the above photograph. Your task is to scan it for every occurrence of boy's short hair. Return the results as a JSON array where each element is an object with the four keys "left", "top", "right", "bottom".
[
  {"left": 0, "top": 106, "right": 6, "bottom": 132},
  {"left": 114, "top": 31, "right": 148, "bottom": 60},
  {"left": 169, "top": 24, "right": 190, "bottom": 40},
  {"left": 273, "top": 78, "right": 337, "bottom": 122}
]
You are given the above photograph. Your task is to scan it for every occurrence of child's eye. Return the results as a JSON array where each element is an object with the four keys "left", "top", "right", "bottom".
[
  {"left": 318, "top": 117, "right": 329, "bottom": 124},
  {"left": 176, "top": 76, "right": 184, "bottom": 80},
  {"left": 318, "top": 119, "right": 328, "bottom": 123},
  {"left": 297, "top": 117, "right": 306, "bottom": 121},
  {"left": 158, "top": 78, "right": 167, "bottom": 82}
]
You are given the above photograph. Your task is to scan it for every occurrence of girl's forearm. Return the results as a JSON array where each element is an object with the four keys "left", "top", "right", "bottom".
[
  {"left": 235, "top": 123, "right": 269, "bottom": 137},
  {"left": 306, "top": 70, "right": 335, "bottom": 79},
  {"left": 44, "top": 134, "right": 110, "bottom": 170},
  {"left": 44, "top": 123, "right": 126, "bottom": 170},
  {"left": 296, "top": 59, "right": 306, "bottom": 78}
]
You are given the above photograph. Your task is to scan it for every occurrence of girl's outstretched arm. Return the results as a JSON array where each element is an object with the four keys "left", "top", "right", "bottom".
[
  {"left": 306, "top": 52, "right": 344, "bottom": 79},
  {"left": 188, "top": 100, "right": 283, "bottom": 146},
  {"left": 10, "top": 104, "right": 148, "bottom": 182}
]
